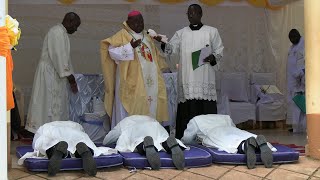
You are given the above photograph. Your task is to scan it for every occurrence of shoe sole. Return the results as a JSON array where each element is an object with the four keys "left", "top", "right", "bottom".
[
  {"left": 166, "top": 136, "right": 185, "bottom": 170},
  {"left": 144, "top": 136, "right": 161, "bottom": 170},
  {"left": 48, "top": 141, "right": 68, "bottom": 176},
  {"left": 76, "top": 142, "right": 97, "bottom": 176},
  {"left": 246, "top": 137, "right": 257, "bottom": 169},
  {"left": 256, "top": 135, "right": 273, "bottom": 168}
]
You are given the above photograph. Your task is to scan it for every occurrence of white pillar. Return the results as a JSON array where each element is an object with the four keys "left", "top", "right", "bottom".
[
  {"left": 0, "top": 0, "right": 8, "bottom": 178},
  {"left": 305, "top": 0, "right": 320, "bottom": 159}
]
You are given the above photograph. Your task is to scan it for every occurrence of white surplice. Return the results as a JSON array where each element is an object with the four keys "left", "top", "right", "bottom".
[
  {"left": 26, "top": 24, "right": 74, "bottom": 133},
  {"left": 181, "top": 114, "right": 276, "bottom": 154},
  {"left": 165, "top": 25, "right": 224, "bottom": 103},
  {"left": 103, "top": 115, "right": 187, "bottom": 152},
  {"left": 18, "top": 121, "right": 117, "bottom": 165}
]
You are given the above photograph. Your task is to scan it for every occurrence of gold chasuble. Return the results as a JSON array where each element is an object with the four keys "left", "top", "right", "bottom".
[{"left": 100, "top": 22, "right": 169, "bottom": 122}]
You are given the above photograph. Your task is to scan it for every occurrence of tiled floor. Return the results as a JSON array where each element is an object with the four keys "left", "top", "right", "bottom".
[
  {"left": 9, "top": 130, "right": 318, "bottom": 180},
  {"left": 8, "top": 157, "right": 320, "bottom": 180}
]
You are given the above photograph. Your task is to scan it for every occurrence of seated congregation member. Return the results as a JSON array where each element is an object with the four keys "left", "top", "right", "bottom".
[
  {"left": 100, "top": 10, "right": 169, "bottom": 129},
  {"left": 181, "top": 114, "right": 276, "bottom": 169},
  {"left": 18, "top": 121, "right": 117, "bottom": 176},
  {"left": 103, "top": 115, "right": 187, "bottom": 170}
]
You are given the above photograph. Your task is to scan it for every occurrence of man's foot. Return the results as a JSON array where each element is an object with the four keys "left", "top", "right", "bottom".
[
  {"left": 76, "top": 142, "right": 97, "bottom": 176},
  {"left": 48, "top": 141, "right": 68, "bottom": 176},
  {"left": 244, "top": 137, "right": 257, "bottom": 169},
  {"left": 256, "top": 135, "right": 273, "bottom": 168},
  {"left": 144, "top": 136, "right": 161, "bottom": 170},
  {"left": 165, "top": 136, "right": 185, "bottom": 170},
  {"left": 288, "top": 128, "right": 293, "bottom": 132}
]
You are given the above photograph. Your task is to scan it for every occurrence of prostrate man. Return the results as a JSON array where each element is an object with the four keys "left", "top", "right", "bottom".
[
  {"left": 26, "top": 12, "right": 81, "bottom": 133},
  {"left": 100, "top": 11, "right": 169, "bottom": 129},
  {"left": 181, "top": 114, "right": 276, "bottom": 169},
  {"left": 19, "top": 121, "right": 117, "bottom": 176},
  {"left": 103, "top": 115, "right": 187, "bottom": 170}
]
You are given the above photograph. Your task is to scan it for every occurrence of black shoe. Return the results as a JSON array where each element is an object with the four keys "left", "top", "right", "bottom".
[
  {"left": 288, "top": 128, "right": 293, "bottom": 132},
  {"left": 165, "top": 136, "right": 185, "bottom": 170},
  {"left": 76, "top": 142, "right": 97, "bottom": 176},
  {"left": 144, "top": 136, "right": 161, "bottom": 170},
  {"left": 244, "top": 137, "right": 257, "bottom": 169},
  {"left": 256, "top": 135, "right": 273, "bottom": 168},
  {"left": 48, "top": 141, "right": 68, "bottom": 176}
]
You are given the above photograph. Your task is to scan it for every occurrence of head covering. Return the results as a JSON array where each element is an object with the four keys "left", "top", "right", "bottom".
[{"left": 128, "top": 10, "right": 141, "bottom": 18}]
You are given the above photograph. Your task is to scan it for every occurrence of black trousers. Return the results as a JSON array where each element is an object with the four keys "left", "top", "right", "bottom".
[{"left": 175, "top": 99, "right": 217, "bottom": 139}]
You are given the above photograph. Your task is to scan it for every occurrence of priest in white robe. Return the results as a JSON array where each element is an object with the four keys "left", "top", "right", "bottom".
[
  {"left": 19, "top": 121, "right": 117, "bottom": 176},
  {"left": 100, "top": 11, "right": 169, "bottom": 130},
  {"left": 160, "top": 4, "right": 224, "bottom": 139},
  {"left": 287, "top": 29, "right": 306, "bottom": 133},
  {"left": 103, "top": 115, "right": 187, "bottom": 170},
  {"left": 25, "top": 12, "right": 81, "bottom": 133},
  {"left": 181, "top": 114, "right": 276, "bottom": 169}
]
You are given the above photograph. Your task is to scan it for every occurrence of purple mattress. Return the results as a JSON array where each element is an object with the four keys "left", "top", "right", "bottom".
[
  {"left": 203, "top": 144, "right": 299, "bottom": 164},
  {"left": 16, "top": 145, "right": 123, "bottom": 172},
  {"left": 119, "top": 145, "right": 212, "bottom": 169}
]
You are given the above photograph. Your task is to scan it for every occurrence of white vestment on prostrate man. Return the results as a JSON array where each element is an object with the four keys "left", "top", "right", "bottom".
[
  {"left": 181, "top": 114, "right": 276, "bottom": 154},
  {"left": 103, "top": 115, "right": 187, "bottom": 152},
  {"left": 18, "top": 121, "right": 117, "bottom": 165}
]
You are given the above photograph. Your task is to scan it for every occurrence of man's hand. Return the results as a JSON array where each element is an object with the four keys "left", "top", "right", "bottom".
[
  {"left": 130, "top": 39, "right": 142, "bottom": 48},
  {"left": 153, "top": 36, "right": 162, "bottom": 43},
  {"left": 203, "top": 54, "right": 217, "bottom": 66},
  {"left": 67, "top": 74, "right": 78, "bottom": 94}
]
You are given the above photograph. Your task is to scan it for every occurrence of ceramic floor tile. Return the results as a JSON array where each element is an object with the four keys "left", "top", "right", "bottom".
[
  {"left": 266, "top": 168, "right": 309, "bottom": 180},
  {"left": 96, "top": 167, "right": 134, "bottom": 180},
  {"left": 8, "top": 169, "right": 30, "bottom": 180},
  {"left": 219, "top": 170, "right": 262, "bottom": 180},
  {"left": 279, "top": 156, "right": 320, "bottom": 175},
  {"left": 126, "top": 173, "right": 159, "bottom": 180},
  {"left": 172, "top": 171, "right": 212, "bottom": 180},
  {"left": 233, "top": 165, "right": 275, "bottom": 178},
  {"left": 141, "top": 169, "right": 183, "bottom": 179},
  {"left": 36, "top": 171, "right": 84, "bottom": 180},
  {"left": 187, "top": 165, "right": 229, "bottom": 179}
]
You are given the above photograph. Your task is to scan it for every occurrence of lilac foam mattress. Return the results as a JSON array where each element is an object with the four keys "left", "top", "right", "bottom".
[
  {"left": 16, "top": 145, "right": 123, "bottom": 172},
  {"left": 203, "top": 144, "right": 299, "bottom": 164},
  {"left": 119, "top": 145, "right": 212, "bottom": 169}
]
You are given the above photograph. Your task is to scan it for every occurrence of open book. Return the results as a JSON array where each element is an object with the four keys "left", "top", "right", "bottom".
[{"left": 192, "top": 45, "right": 212, "bottom": 70}]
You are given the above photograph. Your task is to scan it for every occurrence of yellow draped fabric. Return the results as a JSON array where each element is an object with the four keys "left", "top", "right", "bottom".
[
  {"left": 100, "top": 22, "right": 169, "bottom": 122},
  {"left": 199, "top": 0, "right": 225, "bottom": 6},
  {"left": 58, "top": 0, "right": 77, "bottom": 5}
]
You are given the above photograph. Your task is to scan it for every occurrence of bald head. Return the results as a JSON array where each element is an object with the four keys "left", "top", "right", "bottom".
[
  {"left": 289, "top": 29, "right": 301, "bottom": 45},
  {"left": 62, "top": 12, "right": 81, "bottom": 34}
]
